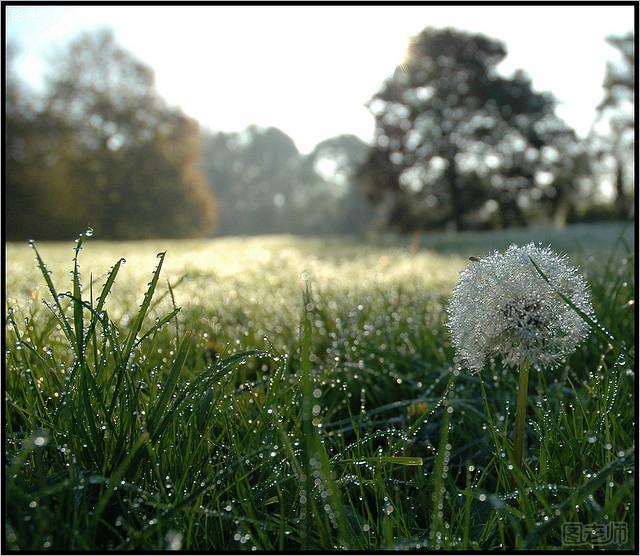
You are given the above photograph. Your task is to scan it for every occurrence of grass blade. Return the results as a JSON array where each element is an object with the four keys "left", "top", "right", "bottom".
[
  {"left": 30, "top": 241, "right": 74, "bottom": 344},
  {"left": 72, "top": 236, "right": 84, "bottom": 357},
  {"left": 147, "top": 332, "right": 192, "bottom": 439},
  {"left": 341, "top": 456, "right": 423, "bottom": 466},
  {"left": 122, "top": 252, "right": 166, "bottom": 364},
  {"left": 528, "top": 255, "right": 622, "bottom": 351}
]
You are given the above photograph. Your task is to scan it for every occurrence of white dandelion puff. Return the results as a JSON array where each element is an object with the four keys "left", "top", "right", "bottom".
[{"left": 446, "top": 243, "right": 593, "bottom": 372}]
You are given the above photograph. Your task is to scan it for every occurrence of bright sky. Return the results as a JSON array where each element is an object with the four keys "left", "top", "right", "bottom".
[{"left": 6, "top": 5, "right": 634, "bottom": 153}]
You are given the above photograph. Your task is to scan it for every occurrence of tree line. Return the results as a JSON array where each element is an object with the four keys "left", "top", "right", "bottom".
[
  {"left": 5, "top": 27, "right": 634, "bottom": 240},
  {"left": 200, "top": 127, "right": 371, "bottom": 236}
]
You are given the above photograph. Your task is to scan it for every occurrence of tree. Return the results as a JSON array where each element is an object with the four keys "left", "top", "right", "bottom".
[
  {"left": 303, "top": 134, "right": 371, "bottom": 234},
  {"left": 593, "top": 32, "right": 634, "bottom": 219},
  {"left": 6, "top": 30, "right": 217, "bottom": 240},
  {"left": 6, "top": 44, "right": 39, "bottom": 238},
  {"left": 201, "top": 128, "right": 373, "bottom": 236},
  {"left": 359, "top": 27, "right": 588, "bottom": 231},
  {"left": 6, "top": 45, "right": 83, "bottom": 239},
  {"left": 200, "top": 126, "right": 300, "bottom": 235}
]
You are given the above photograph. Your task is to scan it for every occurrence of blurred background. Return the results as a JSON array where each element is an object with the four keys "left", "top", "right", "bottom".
[{"left": 5, "top": 5, "right": 635, "bottom": 241}]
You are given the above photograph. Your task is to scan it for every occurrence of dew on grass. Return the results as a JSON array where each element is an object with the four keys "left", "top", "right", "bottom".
[{"left": 33, "top": 435, "right": 47, "bottom": 447}]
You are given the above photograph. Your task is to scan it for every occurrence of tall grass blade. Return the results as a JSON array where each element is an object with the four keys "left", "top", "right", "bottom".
[
  {"left": 528, "top": 255, "right": 622, "bottom": 351},
  {"left": 147, "top": 332, "right": 192, "bottom": 439},
  {"left": 429, "top": 402, "right": 452, "bottom": 547},
  {"left": 72, "top": 236, "right": 84, "bottom": 357},
  {"left": 30, "top": 241, "right": 74, "bottom": 343},
  {"left": 121, "top": 251, "right": 166, "bottom": 363}
]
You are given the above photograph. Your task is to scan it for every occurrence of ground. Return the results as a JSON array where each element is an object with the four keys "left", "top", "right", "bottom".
[{"left": 4, "top": 221, "right": 636, "bottom": 551}]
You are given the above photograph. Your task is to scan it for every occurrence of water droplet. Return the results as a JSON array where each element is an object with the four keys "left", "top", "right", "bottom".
[{"left": 33, "top": 435, "right": 47, "bottom": 447}]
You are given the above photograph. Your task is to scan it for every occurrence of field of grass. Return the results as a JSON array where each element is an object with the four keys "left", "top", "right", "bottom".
[{"left": 4, "top": 222, "right": 636, "bottom": 551}]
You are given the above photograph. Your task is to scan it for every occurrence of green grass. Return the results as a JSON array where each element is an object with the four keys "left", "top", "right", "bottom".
[{"left": 4, "top": 222, "right": 635, "bottom": 551}]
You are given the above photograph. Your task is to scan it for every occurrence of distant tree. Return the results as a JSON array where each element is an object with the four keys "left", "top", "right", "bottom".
[
  {"left": 5, "top": 45, "right": 84, "bottom": 239},
  {"left": 198, "top": 131, "right": 238, "bottom": 233},
  {"left": 6, "top": 44, "right": 39, "bottom": 238},
  {"left": 200, "top": 126, "right": 300, "bottom": 235},
  {"left": 599, "top": 33, "right": 634, "bottom": 123},
  {"left": 201, "top": 129, "right": 373, "bottom": 236},
  {"left": 6, "top": 30, "right": 217, "bottom": 240},
  {"left": 303, "top": 135, "right": 371, "bottom": 234},
  {"left": 593, "top": 32, "right": 635, "bottom": 218},
  {"left": 359, "top": 27, "right": 589, "bottom": 231}
]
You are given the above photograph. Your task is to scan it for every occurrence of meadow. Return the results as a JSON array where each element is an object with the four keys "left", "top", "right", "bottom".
[{"left": 4, "top": 222, "right": 636, "bottom": 551}]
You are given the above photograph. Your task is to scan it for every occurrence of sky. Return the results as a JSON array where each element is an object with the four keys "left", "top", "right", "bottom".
[{"left": 6, "top": 5, "right": 634, "bottom": 153}]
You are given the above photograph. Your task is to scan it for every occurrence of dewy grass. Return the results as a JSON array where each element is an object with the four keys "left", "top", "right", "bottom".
[
  {"left": 4, "top": 224, "right": 636, "bottom": 551},
  {"left": 512, "top": 360, "right": 530, "bottom": 471}
]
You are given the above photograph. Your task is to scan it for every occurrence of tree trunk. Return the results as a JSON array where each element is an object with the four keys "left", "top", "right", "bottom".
[
  {"left": 552, "top": 198, "right": 569, "bottom": 228},
  {"left": 445, "top": 155, "right": 464, "bottom": 231},
  {"left": 613, "top": 156, "right": 630, "bottom": 219}
]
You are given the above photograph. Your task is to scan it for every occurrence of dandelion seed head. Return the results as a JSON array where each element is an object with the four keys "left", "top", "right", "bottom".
[{"left": 446, "top": 243, "right": 593, "bottom": 372}]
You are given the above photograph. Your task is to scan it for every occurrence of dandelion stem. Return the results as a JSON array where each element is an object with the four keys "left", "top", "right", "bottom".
[{"left": 513, "top": 360, "right": 530, "bottom": 470}]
